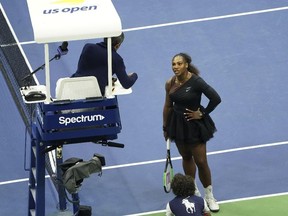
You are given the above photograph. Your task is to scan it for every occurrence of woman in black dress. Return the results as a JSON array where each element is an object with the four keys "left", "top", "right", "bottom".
[{"left": 163, "top": 53, "right": 221, "bottom": 212}]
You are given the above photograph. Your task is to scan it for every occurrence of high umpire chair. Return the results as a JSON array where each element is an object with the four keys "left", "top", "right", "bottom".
[{"left": 21, "top": 0, "right": 128, "bottom": 215}]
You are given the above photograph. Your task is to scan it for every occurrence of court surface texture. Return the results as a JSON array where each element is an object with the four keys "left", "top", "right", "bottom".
[{"left": 0, "top": 0, "right": 288, "bottom": 215}]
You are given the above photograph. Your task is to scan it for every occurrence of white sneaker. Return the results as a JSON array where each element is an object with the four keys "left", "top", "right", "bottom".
[{"left": 205, "top": 196, "right": 220, "bottom": 212}]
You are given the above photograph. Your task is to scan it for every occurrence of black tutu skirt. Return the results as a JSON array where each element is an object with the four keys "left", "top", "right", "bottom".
[{"left": 167, "top": 108, "right": 216, "bottom": 145}]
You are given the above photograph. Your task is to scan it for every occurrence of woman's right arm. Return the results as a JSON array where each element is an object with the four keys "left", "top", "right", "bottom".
[{"left": 163, "top": 79, "right": 173, "bottom": 139}]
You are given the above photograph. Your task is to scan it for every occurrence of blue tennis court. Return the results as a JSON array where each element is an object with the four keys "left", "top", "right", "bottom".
[{"left": 0, "top": 0, "right": 288, "bottom": 215}]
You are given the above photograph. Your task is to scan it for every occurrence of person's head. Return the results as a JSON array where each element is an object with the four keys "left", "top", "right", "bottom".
[
  {"left": 172, "top": 53, "right": 200, "bottom": 76},
  {"left": 171, "top": 173, "right": 196, "bottom": 197},
  {"left": 104, "top": 32, "right": 125, "bottom": 50}
]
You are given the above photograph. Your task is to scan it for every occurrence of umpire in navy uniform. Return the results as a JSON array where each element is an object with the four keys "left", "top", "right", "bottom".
[{"left": 72, "top": 32, "right": 138, "bottom": 95}]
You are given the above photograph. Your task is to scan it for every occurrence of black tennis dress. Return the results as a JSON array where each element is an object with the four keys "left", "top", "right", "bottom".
[{"left": 167, "top": 75, "right": 221, "bottom": 144}]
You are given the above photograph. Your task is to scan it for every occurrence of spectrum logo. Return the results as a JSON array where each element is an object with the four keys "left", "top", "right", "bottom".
[
  {"left": 43, "top": 0, "right": 97, "bottom": 14},
  {"left": 59, "top": 114, "right": 105, "bottom": 126}
]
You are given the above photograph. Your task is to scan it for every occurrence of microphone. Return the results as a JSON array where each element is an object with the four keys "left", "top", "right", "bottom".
[
  {"left": 92, "top": 140, "right": 125, "bottom": 148},
  {"left": 56, "top": 41, "right": 68, "bottom": 59},
  {"left": 106, "top": 141, "right": 124, "bottom": 148},
  {"left": 22, "top": 41, "right": 69, "bottom": 82}
]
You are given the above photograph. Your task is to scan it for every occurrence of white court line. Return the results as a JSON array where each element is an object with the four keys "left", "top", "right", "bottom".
[
  {"left": 1, "top": 140, "right": 287, "bottom": 186},
  {"left": 125, "top": 192, "right": 288, "bottom": 216},
  {"left": 14, "top": 6, "right": 288, "bottom": 46},
  {"left": 123, "top": 6, "right": 288, "bottom": 32},
  {"left": 103, "top": 140, "right": 288, "bottom": 170},
  {"left": 124, "top": 6, "right": 288, "bottom": 32}
]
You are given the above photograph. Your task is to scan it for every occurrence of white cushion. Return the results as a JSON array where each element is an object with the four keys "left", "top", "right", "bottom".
[{"left": 55, "top": 76, "right": 102, "bottom": 100}]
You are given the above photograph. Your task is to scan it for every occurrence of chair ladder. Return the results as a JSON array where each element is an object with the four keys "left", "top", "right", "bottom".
[{"left": 27, "top": 130, "right": 46, "bottom": 216}]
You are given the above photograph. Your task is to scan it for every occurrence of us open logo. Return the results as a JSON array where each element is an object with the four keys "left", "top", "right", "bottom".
[{"left": 43, "top": 0, "right": 97, "bottom": 15}]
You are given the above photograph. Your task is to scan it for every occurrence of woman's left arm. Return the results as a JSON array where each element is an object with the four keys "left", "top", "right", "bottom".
[{"left": 197, "top": 77, "right": 221, "bottom": 115}]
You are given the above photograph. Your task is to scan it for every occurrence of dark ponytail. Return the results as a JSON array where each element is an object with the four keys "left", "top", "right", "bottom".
[{"left": 173, "top": 53, "right": 200, "bottom": 76}]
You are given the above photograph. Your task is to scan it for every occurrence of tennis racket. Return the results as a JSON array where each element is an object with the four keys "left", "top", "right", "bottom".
[{"left": 163, "top": 138, "right": 174, "bottom": 193}]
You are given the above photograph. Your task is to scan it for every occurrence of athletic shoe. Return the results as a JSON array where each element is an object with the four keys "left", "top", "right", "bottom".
[{"left": 205, "top": 196, "right": 220, "bottom": 212}]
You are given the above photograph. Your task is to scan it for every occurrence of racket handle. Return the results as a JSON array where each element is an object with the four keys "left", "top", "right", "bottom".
[{"left": 166, "top": 138, "right": 171, "bottom": 150}]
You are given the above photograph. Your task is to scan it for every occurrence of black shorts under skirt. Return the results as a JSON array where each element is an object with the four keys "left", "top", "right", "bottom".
[{"left": 167, "top": 111, "right": 216, "bottom": 145}]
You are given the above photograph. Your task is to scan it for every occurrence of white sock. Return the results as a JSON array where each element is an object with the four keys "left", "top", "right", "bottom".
[{"left": 204, "top": 185, "right": 214, "bottom": 198}]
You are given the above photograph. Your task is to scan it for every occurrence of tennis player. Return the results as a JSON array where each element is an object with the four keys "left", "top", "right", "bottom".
[{"left": 163, "top": 53, "right": 221, "bottom": 212}]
